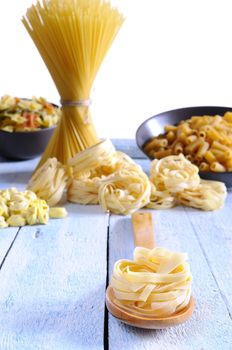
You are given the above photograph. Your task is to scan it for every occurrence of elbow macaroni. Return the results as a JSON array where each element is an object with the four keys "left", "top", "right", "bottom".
[{"left": 144, "top": 112, "right": 232, "bottom": 172}]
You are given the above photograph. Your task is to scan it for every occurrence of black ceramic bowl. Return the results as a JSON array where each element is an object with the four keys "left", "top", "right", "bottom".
[
  {"left": 0, "top": 99, "right": 58, "bottom": 160},
  {"left": 0, "top": 126, "right": 56, "bottom": 160},
  {"left": 136, "top": 106, "right": 232, "bottom": 188}
]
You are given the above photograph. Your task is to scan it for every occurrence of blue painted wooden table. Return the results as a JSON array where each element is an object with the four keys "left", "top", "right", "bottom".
[{"left": 0, "top": 140, "right": 232, "bottom": 350}]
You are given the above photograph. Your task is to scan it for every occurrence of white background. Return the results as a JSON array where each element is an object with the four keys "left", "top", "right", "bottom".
[{"left": 0, "top": 0, "right": 232, "bottom": 139}]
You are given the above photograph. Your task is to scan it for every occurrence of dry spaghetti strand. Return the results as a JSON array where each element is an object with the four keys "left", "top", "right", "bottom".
[{"left": 22, "top": 0, "right": 124, "bottom": 166}]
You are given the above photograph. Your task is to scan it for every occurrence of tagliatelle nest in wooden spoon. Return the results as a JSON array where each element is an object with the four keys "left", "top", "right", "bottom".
[
  {"left": 110, "top": 246, "right": 192, "bottom": 317},
  {"left": 27, "top": 158, "right": 68, "bottom": 206}
]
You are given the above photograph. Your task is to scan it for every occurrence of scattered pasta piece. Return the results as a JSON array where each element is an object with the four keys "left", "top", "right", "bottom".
[
  {"left": 110, "top": 247, "right": 192, "bottom": 317},
  {"left": 0, "top": 188, "right": 68, "bottom": 229},
  {"left": 49, "top": 207, "right": 68, "bottom": 219},
  {"left": 27, "top": 158, "right": 68, "bottom": 206}
]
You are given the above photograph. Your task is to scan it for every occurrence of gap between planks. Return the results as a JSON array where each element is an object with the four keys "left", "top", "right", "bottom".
[
  {"left": 104, "top": 214, "right": 111, "bottom": 350},
  {"left": 0, "top": 227, "right": 21, "bottom": 271}
]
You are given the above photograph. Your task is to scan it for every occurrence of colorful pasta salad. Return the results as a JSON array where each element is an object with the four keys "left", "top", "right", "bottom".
[{"left": 0, "top": 95, "right": 60, "bottom": 132}]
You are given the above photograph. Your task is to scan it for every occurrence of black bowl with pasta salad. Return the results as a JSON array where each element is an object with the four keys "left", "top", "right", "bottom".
[
  {"left": 136, "top": 106, "right": 232, "bottom": 188},
  {"left": 0, "top": 95, "right": 60, "bottom": 160}
]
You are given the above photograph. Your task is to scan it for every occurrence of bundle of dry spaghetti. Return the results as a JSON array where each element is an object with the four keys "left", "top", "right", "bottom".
[{"left": 22, "top": 0, "right": 124, "bottom": 167}]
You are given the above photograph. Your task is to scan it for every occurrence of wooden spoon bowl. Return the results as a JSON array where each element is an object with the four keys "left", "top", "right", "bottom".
[
  {"left": 106, "top": 212, "right": 195, "bottom": 329},
  {"left": 106, "top": 286, "right": 194, "bottom": 329}
]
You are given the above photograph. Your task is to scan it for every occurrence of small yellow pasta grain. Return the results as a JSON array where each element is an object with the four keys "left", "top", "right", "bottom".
[
  {"left": 224, "top": 111, "right": 232, "bottom": 122},
  {"left": 185, "top": 139, "right": 203, "bottom": 154},
  {"left": 195, "top": 142, "right": 209, "bottom": 160},
  {"left": 153, "top": 149, "right": 173, "bottom": 159},
  {"left": 164, "top": 124, "right": 177, "bottom": 132},
  {"left": 207, "top": 128, "right": 222, "bottom": 142},
  {"left": 185, "top": 135, "right": 198, "bottom": 145},
  {"left": 204, "top": 151, "right": 217, "bottom": 164},
  {"left": 166, "top": 131, "right": 176, "bottom": 143},
  {"left": 210, "top": 162, "right": 226, "bottom": 172},
  {"left": 199, "top": 162, "right": 210, "bottom": 172},
  {"left": 174, "top": 142, "right": 184, "bottom": 154}
]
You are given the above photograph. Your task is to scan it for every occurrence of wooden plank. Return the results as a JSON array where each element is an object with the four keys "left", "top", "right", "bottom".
[
  {"left": 0, "top": 158, "right": 39, "bottom": 191},
  {"left": 108, "top": 208, "right": 232, "bottom": 350},
  {"left": 112, "top": 139, "right": 145, "bottom": 159},
  {"left": 0, "top": 160, "right": 36, "bottom": 272},
  {"left": 0, "top": 204, "right": 108, "bottom": 350},
  {"left": 184, "top": 192, "right": 232, "bottom": 317}
]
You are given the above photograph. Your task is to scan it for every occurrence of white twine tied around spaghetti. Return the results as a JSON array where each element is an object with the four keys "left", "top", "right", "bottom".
[{"left": 60, "top": 99, "right": 92, "bottom": 124}]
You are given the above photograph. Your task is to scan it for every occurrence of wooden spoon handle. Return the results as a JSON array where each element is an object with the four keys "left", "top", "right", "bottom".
[{"left": 132, "top": 212, "right": 155, "bottom": 249}]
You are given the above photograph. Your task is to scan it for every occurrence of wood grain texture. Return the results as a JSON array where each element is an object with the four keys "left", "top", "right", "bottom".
[
  {"left": 0, "top": 160, "right": 35, "bottom": 272},
  {"left": 1, "top": 146, "right": 232, "bottom": 350},
  {"left": 132, "top": 212, "right": 155, "bottom": 249},
  {"left": 111, "top": 139, "right": 145, "bottom": 159},
  {"left": 0, "top": 157, "right": 39, "bottom": 191},
  {"left": 0, "top": 204, "right": 109, "bottom": 350},
  {"left": 108, "top": 207, "right": 232, "bottom": 350},
  {"left": 184, "top": 193, "right": 232, "bottom": 318}
]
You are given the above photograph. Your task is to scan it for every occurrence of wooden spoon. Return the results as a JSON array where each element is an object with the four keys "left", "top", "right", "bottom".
[{"left": 106, "top": 212, "right": 194, "bottom": 329}]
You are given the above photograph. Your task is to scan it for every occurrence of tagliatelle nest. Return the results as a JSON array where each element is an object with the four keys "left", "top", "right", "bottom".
[
  {"left": 27, "top": 158, "right": 68, "bottom": 206},
  {"left": 69, "top": 139, "right": 117, "bottom": 176},
  {"left": 148, "top": 154, "right": 227, "bottom": 211},
  {"left": 98, "top": 169, "right": 151, "bottom": 215},
  {"left": 68, "top": 140, "right": 151, "bottom": 214},
  {"left": 28, "top": 141, "right": 227, "bottom": 214},
  {"left": 146, "top": 183, "right": 176, "bottom": 209},
  {"left": 110, "top": 247, "right": 192, "bottom": 317},
  {"left": 176, "top": 179, "right": 227, "bottom": 211},
  {"left": 150, "top": 154, "right": 200, "bottom": 193}
]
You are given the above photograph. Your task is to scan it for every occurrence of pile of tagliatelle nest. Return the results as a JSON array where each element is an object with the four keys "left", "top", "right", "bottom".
[{"left": 27, "top": 139, "right": 227, "bottom": 215}]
